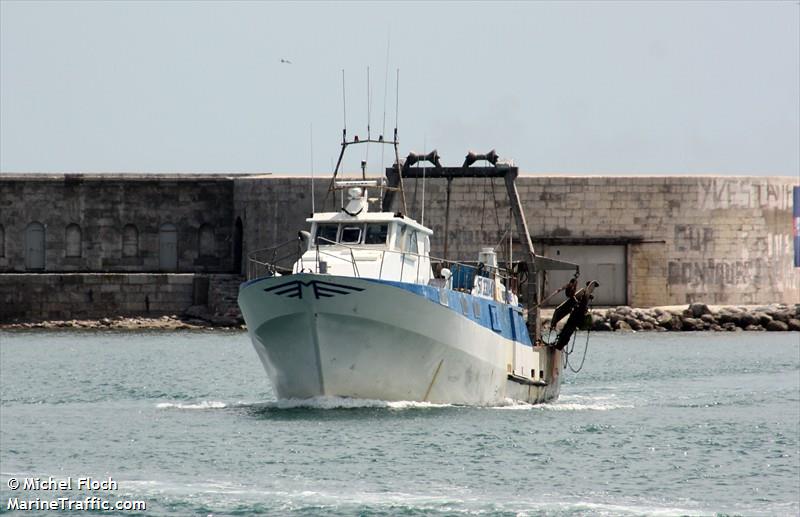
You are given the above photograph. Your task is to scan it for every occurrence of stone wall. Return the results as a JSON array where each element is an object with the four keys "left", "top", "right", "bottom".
[
  {"left": 0, "top": 174, "right": 238, "bottom": 273},
  {"left": 0, "top": 273, "right": 242, "bottom": 321},
  {"left": 400, "top": 175, "right": 799, "bottom": 305},
  {"left": 2, "top": 173, "right": 797, "bottom": 311},
  {"left": 230, "top": 174, "right": 798, "bottom": 306}
]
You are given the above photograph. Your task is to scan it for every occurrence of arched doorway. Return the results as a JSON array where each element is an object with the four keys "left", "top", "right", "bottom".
[
  {"left": 65, "top": 223, "right": 82, "bottom": 257},
  {"left": 122, "top": 224, "right": 139, "bottom": 257},
  {"left": 199, "top": 224, "right": 215, "bottom": 257},
  {"left": 159, "top": 223, "right": 178, "bottom": 271},
  {"left": 233, "top": 217, "right": 243, "bottom": 274},
  {"left": 25, "top": 222, "right": 45, "bottom": 270}
]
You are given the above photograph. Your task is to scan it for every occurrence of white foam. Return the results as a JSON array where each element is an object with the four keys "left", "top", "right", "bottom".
[
  {"left": 542, "top": 393, "right": 635, "bottom": 411},
  {"left": 268, "top": 396, "right": 452, "bottom": 410},
  {"left": 154, "top": 394, "right": 634, "bottom": 411},
  {"left": 154, "top": 396, "right": 452, "bottom": 411},
  {"left": 156, "top": 400, "right": 228, "bottom": 410},
  {"left": 491, "top": 394, "right": 635, "bottom": 411}
]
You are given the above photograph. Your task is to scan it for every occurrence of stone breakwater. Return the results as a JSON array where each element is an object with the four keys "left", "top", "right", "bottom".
[
  {"left": 2, "top": 303, "right": 798, "bottom": 333},
  {"left": 0, "top": 305, "right": 245, "bottom": 331},
  {"left": 549, "top": 303, "right": 800, "bottom": 332},
  {"left": 0, "top": 315, "right": 245, "bottom": 331}
]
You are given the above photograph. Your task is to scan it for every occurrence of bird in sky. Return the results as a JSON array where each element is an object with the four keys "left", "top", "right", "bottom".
[{"left": 280, "top": 58, "right": 292, "bottom": 64}]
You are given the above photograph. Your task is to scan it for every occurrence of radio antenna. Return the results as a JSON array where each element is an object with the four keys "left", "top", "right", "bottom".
[
  {"left": 381, "top": 31, "right": 391, "bottom": 171},
  {"left": 394, "top": 68, "right": 400, "bottom": 138},
  {"left": 367, "top": 66, "right": 371, "bottom": 141},
  {"left": 341, "top": 69, "right": 347, "bottom": 143},
  {"left": 365, "top": 66, "right": 372, "bottom": 168},
  {"left": 309, "top": 122, "right": 315, "bottom": 213}
]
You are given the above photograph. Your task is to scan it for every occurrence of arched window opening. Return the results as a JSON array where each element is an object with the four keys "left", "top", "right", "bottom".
[
  {"left": 199, "top": 224, "right": 215, "bottom": 257},
  {"left": 65, "top": 223, "right": 82, "bottom": 258},
  {"left": 25, "top": 222, "right": 45, "bottom": 270},
  {"left": 159, "top": 223, "right": 178, "bottom": 271},
  {"left": 122, "top": 224, "right": 139, "bottom": 257}
]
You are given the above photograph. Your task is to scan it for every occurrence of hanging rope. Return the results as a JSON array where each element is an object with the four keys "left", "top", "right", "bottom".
[
  {"left": 542, "top": 303, "right": 592, "bottom": 374},
  {"left": 565, "top": 326, "right": 590, "bottom": 374}
]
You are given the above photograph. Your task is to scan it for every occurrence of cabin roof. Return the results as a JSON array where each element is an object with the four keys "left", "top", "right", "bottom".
[{"left": 306, "top": 211, "right": 433, "bottom": 235}]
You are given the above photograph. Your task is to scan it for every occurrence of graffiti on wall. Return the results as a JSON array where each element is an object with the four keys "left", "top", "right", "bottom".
[
  {"left": 699, "top": 179, "right": 794, "bottom": 211},
  {"left": 668, "top": 234, "right": 798, "bottom": 289},
  {"left": 674, "top": 225, "right": 713, "bottom": 253}
]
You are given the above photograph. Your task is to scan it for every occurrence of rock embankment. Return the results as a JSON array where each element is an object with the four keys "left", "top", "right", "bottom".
[
  {"left": 0, "top": 305, "right": 245, "bottom": 331},
  {"left": 552, "top": 303, "right": 800, "bottom": 332}
]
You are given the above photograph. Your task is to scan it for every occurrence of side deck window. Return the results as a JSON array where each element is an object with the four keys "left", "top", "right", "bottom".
[
  {"left": 407, "top": 231, "right": 418, "bottom": 254},
  {"left": 365, "top": 224, "right": 388, "bottom": 244},
  {"left": 340, "top": 225, "right": 363, "bottom": 244},
  {"left": 315, "top": 224, "right": 339, "bottom": 245}
]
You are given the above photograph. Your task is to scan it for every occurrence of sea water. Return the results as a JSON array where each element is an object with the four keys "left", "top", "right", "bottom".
[{"left": 0, "top": 331, "right": 798, "bottom": 516}]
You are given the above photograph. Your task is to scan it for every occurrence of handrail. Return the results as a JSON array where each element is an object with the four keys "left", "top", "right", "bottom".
[{"left": 245, "top": 234, "right": 520, "bottom": 303}]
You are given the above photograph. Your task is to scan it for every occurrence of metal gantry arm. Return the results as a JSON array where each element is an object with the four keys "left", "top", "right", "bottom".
[{"left": 386, "top": 157, "right": 579, "bottom": 343}]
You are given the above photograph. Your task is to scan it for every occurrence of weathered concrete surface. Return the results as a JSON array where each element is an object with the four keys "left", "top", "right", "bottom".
[
  {"left": 0, "top": 174, "right": 239, "bottom": 273},
  {"left": 2, "top": 173, "right": 798, "bottom": 314},
  {"left": 0, "top": 273, "right": 242, "bottom": 321},
  {"left": 234, "top": 175, "right": 799, "bottom": 306}
]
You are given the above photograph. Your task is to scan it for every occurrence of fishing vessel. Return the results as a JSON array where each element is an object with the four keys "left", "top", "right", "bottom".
[{"left": 238, "top": 128, "right": 591, "bottom": 405}]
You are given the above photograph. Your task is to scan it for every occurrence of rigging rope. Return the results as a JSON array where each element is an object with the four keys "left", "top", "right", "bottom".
[
  {"left": 542, "top": 306, "right": 591, "bottom": 374},
  {"left": 564, "top": 305, "right": 592, "bottom": 374}
]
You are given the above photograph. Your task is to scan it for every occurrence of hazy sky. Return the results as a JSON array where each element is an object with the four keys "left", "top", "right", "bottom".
[{"left": 1, "top": 1, "right": 798, "bottom": 176}]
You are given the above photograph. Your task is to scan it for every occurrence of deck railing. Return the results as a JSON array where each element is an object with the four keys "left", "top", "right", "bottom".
[{"left": 245, "top": 237, "right": 521, "bottom": 302}]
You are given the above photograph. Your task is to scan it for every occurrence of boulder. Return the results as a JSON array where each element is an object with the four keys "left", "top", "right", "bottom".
[
  {"left": 689, "top": 303, "right": 711, "bottom": 318},
  {"left": 682, "top": 317, "right": 703, "bottom": 331},
  {"left": 656, "top": 312, "right": 673, "bottom": 328},
  {"left": 788, "top": 319, "right": 800, "bottom": 332},
  {"left": 755, "top": 312, "right": 773, "bottom": 327},
  {"left": 595, "top": 321, "right": 613, "bottom": 332},
  {"left": 624, "top": 316, "right": 643, "bottom": 331},
  {"left": 717, "top": 311, "right": 737, "bottom": 324},
  {"left": 771, "top": 310, "right": 793, "bottom": 323},
  {"left": 616, "top": 306, "right": 633, "bottom": 316},
  {"left": 640, "top": 321, "right": 654, "bottom": 330},
  {"left": 766, "top": 320, "right": 789, "bottom": 332},
  {"left": 700, "top": 314, "right": 717, "bottom": 324},
  {"left": 744, "top": 324, "right": 764, "bottom": 331},
  {"left": 736, "top": 312, "right": 758, "bottom": 328},
  {"left": 615, "top": 320, "right": 633, "bottom": 331}
]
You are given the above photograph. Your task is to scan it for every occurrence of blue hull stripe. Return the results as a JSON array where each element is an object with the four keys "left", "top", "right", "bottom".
[
  {"left": 362, "top": 278, "right": 532, "bottom": 347},
  {"left": 242, "top": 275, "right": 533, "bottom": 346}
]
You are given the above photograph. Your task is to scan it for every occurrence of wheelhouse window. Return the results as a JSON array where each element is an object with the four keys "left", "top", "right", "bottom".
[
  {"left": 406, "top": 231, "right": 418, "bottom": 254},
  {"left": 315, "top": 224, "right": 339, "bottom": 245},
  {"left": 340, "top": 225, "right": 363, "bottom": 244},
  {"left": 365, "top": 224, "right": 389, "bottom": 244}
]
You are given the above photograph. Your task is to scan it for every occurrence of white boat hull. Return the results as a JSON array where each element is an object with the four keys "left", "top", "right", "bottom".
[{"left": 238, "top": 274, "right": 562, "bottom": 405}]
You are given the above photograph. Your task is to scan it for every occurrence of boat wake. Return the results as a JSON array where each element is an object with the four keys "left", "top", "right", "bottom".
[
  {"left": 492, "top": 394, "right": 634, "bottom": 411},
  {"left": 541, "top": 394, "right": 635, "bottom": 411},
  {"left": 156, "top": 394, "right": 633, "bottom": 411},
  {"left": 156, "top": 396, "right": 453, "bottom": 411}
]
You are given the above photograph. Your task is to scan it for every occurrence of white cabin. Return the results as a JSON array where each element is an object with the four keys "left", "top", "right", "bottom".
[
  {"left": 293, "top": 188, "right": 433, "bottom": 285},
  {"left": 292, "top": 186, "right": 517, "bottom": 305}
]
